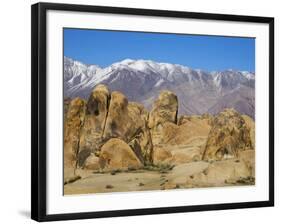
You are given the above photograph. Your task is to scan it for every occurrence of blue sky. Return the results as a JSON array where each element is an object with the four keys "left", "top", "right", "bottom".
[{"left": 64, "top": 28, "right": 255, "bottom": 72}]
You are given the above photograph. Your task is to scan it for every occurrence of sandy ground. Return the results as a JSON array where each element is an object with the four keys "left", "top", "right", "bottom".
[
  {"left": 64, "top": 124, "right": 255, "bottom": 195},
  {"left": 64, "top": 160, "right": 254, "bottom": 195}
]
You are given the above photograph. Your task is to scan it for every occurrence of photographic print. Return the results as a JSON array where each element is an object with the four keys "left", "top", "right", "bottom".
[
  {"left": 63, "top": 28, "right": 256, "bottom": 195},
  {"left": 32, "top": 3, "right": 274, "bottom": 221}
]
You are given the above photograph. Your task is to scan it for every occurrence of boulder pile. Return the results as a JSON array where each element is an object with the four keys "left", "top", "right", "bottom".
[{"left": 64, "top": 84, "right": 255, "bottom": 186}]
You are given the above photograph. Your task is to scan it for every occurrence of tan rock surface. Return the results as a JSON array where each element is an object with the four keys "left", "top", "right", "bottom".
[
  {"left": 239, "top": 150, "right": 255, "bottom": 177},
  {"left": 128, "top": 102, "right": 153, "bottom": 163},
  {"left": 186, "top": 159, "right": 252, "bottom": 187},
  {"left": 169, "top": 145, "right": 205, "bottom": 164},
  {"left": 148, "top": 91, "right": 178, "bottom": 128},
  {"left": 152, "top": 116, "right": 211, "bottom": 165},
  {"left": 78, "top": 84, "right": 110, "bottom": 166},
  {"left": 103, "top": 91, "right": 138, "bottom": 141},
  {"left": 242, "top": 114, "right": 255, "bottom": 148},
  {"left": 99, "top": 138, "right": 143, "bottom": 171},
  {"left": 64, "top": 97, "right": 86, "bottom": 179},
  {"left": 163, "top": 116, "right": 211, "bottom": 145},
  {"left": 102, "top": 93, "right": 153, "bottom": 163},
  {"left": 153, "top": 146, "right": 172, "bottom": 165},
  {"left": 83, "top": 153, "right": 100, "bottom": 170},
  {"left": 148, "top": 91, "right": 178, "bottom": 145},
  {"left": 203, "top": 108, "right": 253, "bottom": 161}
]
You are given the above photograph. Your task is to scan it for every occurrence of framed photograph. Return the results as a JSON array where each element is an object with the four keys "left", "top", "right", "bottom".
[{"left": 31, "top": 2, "right": 274, "bottom": 222}]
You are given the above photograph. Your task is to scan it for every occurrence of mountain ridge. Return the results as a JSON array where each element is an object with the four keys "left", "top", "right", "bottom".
[{"left": 64, "top": 56, "right": 255, "bottom": 118}]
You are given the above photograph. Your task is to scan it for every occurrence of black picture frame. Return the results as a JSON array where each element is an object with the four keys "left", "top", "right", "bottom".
[{"left": 31, "top": 2, "right": 274, "bottom": 222}]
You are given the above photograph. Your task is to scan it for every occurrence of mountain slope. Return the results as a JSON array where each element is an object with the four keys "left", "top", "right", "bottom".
[{"left": 64, "top": 57, "right": 255, "bottom": 118}]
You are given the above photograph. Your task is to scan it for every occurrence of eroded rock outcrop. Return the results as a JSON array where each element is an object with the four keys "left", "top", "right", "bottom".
[
  {"left": 69, "top": 86, "right": 154, "bottom": 168},
  {"left": 128, "top": 102, "right": 153, "bottom": 164},
  {"left": 151, "top": 114, "right": 213, "bottom": 165},
  {"left": 148, "top": 91, "right": 178, "bottom": 128},
  {"left": 83, "top": 153, "right": 100, "bottom": 170},
  {"left": 63, "top": 84, "right": 257, "bottom": 191},
  {"left": 99, "top": 138, "right": 143, "bottom": 171},
  {"left": 64, "top": 97, "right": 86, "bottom": 180},
  {"left": 242, "top": 114, "right": 255, "bottom": 148},
  {"left": 202, "top": 108, "right": 253, "bottom": 161},
  {"left": 64, "top": 84, "right": 256, "bottom": 189},
  {"left": 148, "top": 91, "right": 178, "bottom": 145},
  {"left": 163, "top": 116, "right": 212, "bottom": 145},
  {"left": 101, "top": 93, "right": 153, "bottom": 164},
  {"left": 103, "top": 91, "right": 131, "bottom": 140},
  {"left": 78, "top": 84, "right": 110, "bottom": 167},
  {"left": 152, "top": 146, "right": 172, "bottom": 165}
]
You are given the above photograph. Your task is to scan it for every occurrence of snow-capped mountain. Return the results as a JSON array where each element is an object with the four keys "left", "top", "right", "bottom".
[
  {"left": 64, "top": 57, "right": 255, "bottom": 118},
  {"left": 212, "top": 70, "right": 255, "bottom": 91}
]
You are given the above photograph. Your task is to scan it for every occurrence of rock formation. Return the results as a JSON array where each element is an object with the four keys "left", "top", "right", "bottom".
[
  {"left": 128, "top": 103, "right": 153, "bottom": 164},
  {"left": 99, "top": 138, "right": 143, "bottom": 171},
  {"left": 242, "top": 114, "right": 255, "bottom": 148},
  {"left": 151, "top": 114, "right": 213, "bottom": 165},
  {"left": 64, "top": 97, "right": 86, "bottom": 180},
  {"left": 202, "top": 108, "right": 253, "bottom": 161},
  {"left": 102, "top": 92, "right": 153, "bottom": 164},
  {"left": 163, "top": 116, "right": 211, "bottom": 145},
  {"left": 148, "top": 91, "right": 178, "bottom": 146},
  {"left": 148, "top": 91, "right": 178, "bottom": 129},
  {"left": 63, "top": 84, "right": 256, "bottom": 192},
  {"left": 152, "top": 146, "right": 172, "bottom": 165},
  {"left": 83, "top": 153, "right": 100, "bottom": 170},
  {"left": 64, "top": 85, "right": 154, "bottom": 171},
  {"left": 78, "top": 84, "right": 110, "bottom": 167}
]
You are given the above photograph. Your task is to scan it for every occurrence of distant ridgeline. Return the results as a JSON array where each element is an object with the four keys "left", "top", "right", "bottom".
[{"left": 64, "top": 57, "right": 255, "bottom": 118}]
